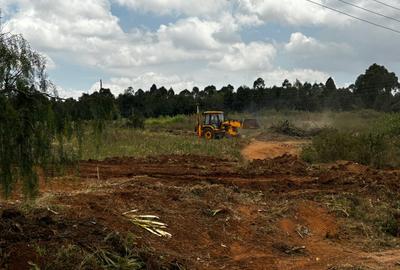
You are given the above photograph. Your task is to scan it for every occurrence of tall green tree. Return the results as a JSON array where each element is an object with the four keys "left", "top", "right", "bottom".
[
  {"left": 354, "top": 64, "right": 399, "bottom": 109},
  {"left": 325, "top": 77, "right": 337, "bottom": 92},
  {"left": 253, "top": 78, "right": 265, "bottom": 89}
]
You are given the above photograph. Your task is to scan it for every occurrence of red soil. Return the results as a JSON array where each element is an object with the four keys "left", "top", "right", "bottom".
[{"left": 1, "top": 145, "right": 400, "bottom": 269}]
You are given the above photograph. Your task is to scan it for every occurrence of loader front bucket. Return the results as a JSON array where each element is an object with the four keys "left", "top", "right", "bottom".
[{"left": 242, "top": 119, "right": 260, "bottom": 129}]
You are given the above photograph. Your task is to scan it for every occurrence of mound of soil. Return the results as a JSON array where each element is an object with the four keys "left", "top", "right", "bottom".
[{"left": 244, "top": 154, "right": 309, "bottom": 176}]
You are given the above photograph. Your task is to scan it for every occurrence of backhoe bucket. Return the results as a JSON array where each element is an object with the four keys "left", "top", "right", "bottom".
[{"left": 242, "top": 119, "right": 260, "bottom": 129}]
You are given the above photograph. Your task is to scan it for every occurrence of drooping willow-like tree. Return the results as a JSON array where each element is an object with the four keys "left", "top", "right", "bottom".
[{"left": 0, "top": 32, "right": 66, "bottom": 198}]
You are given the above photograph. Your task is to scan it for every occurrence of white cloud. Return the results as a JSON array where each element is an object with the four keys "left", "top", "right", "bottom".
[
  {"left": 211, "top": 42, "right": 276, "bottom": 71},
  {"left": 5, "top": 0, "right": 122, "bottom": 51},
  {"left": 4, "top": 1, "right": 192, "bottom": 68},
  {"left": 114, "top": 0, "right": 346, "bottom": 26},
  {"left": 262, "top": 68, "right": 330, "bottom": 86},
  {"left": 158, "top": 17, "right": 222, "bottom": 50},
  {"left": 234, "top": 13, "right": 264, "bottom": 27},
  {"left": 237, "top": 0, "right": 347, "bottom": 26},
  {"left": 57, "top": 87, "right": 89, "bottom": 99},
  {"left": 285, "top": 32, "right": 351, "bottom": 54},
  {"left": 90, "top": 72, "right": 195, "bottom": 95},
  {"left": 4, "top": 1, "right": 246, "bottom": 70},
  {"left": 283, "top": 32, "right": 354, "bottom": 71},
  {"left": 114, "top": 0, "right": 229, "bottom": 16}
]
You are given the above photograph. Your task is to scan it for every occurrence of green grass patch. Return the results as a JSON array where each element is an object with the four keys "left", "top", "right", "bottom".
[
  {"left": 79, "top": 127, "right": 243, "bottom": 161},
  {"left": 144, "top": 115, "right": 194, "bottom": 130}
]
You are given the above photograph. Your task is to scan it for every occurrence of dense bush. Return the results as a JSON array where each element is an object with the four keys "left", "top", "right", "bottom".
[
  {"left": 301, "top": 122, "right": 400, "bottom": 168},
  {"left": 374, "top": 114, "right": 400, "bottom": 136},
  {"left": 125, "top": 114, "right": 145, "bottom": 129}
]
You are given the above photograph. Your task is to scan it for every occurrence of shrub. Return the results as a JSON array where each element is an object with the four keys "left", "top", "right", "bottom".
[
  {"left": 355, "top": 132, "right": 388, "bottom": 168},
  {"left": 375, "top": 114, "right": 400, "bottom": 136},
  {"left": 125, "top": 114, "right": 145, "bottom": 129},
  {"left": 302, "top": 128, "right": 396, "bottom": 168},
  {"left": 308, "top": 129, "right": 357, "bottom": 162},
  {"left": 300, "top": 146, "right": 318, "bottom": 163},
  {"left": 381, "top": 214, "right": 400, "bottom": 237}
]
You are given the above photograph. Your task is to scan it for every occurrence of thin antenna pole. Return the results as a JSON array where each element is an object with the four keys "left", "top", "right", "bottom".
[{"left": 100, "top": 79, "right": 103, "bottom": 90}]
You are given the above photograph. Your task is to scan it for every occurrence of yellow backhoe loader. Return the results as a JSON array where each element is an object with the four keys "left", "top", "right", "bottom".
[{"left": 195, "top": 109, "right": 259, "bottom": 139}]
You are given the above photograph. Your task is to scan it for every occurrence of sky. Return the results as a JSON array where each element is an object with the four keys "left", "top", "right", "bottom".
[{"left": 1, "top": 0, "right": 400, "bottom": 98}]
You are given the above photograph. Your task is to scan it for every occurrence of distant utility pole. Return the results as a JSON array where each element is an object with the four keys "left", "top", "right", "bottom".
[
  {"left": 0, "top": 8, "right": 3, "bottom": 33},
  {"left": 100, "top": 79, "right": 103, "bottom": 90},
  {"left": 0, "top": 8, "right": 5, "bottom": 42}
]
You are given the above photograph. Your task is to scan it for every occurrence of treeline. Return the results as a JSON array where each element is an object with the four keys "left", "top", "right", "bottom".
[{"left": 55, "top": 64, "right": 400, "bottom": 121}]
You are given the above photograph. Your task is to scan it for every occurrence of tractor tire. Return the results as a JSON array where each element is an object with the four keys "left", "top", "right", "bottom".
[{"left": 203, "top": 128, "right": 214, "bottom": 140}]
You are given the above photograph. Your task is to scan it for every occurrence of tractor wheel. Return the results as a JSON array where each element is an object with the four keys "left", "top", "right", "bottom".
[{"left": 203, "top": 129, "right": 214, "bottom": 140}]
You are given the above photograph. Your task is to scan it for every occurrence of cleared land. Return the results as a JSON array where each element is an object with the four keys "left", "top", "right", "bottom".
[
  {"left": 1, "top": 142, "right": 400, "bottom": 269},
  {"left": 1, "top": 112, "right": 400, "bottom": 270}
]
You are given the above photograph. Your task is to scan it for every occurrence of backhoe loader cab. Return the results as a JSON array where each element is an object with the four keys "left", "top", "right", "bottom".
[
  {"left": 203, "top": 111, "right": 224, "bottom": 127},
  {"left": 197, "top": 111, "right": 226, "bottom": 139}
]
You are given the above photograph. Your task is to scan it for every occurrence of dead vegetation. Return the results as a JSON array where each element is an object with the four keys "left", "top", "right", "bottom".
[{"left": 269, "top": 120, "right": 309, "bottom": 137}]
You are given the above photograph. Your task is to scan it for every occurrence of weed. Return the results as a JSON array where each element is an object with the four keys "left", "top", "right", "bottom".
[
  {"left": 33, "top": 244, "right": 47, "bottom": 257},
  {"left": 322, "top": 193, "right": 400, "bottom": 250},
  {"left": 40, "top": 233, "right": 147, "bottom": 270},
  {"left": 28, "top": 262, "right": 41, "bottom": 270},
  {"left": 125, "top": 114, "right": 145, "bottom": 129},
  {"left": 47, "top": 244, "right": 96, "bottom": 270},
  {"left": 93, "top": 248, "right": 143, "bottom": 270},
  {"left": 328, "top": 264, "right": 369, "bottom": 270}
]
